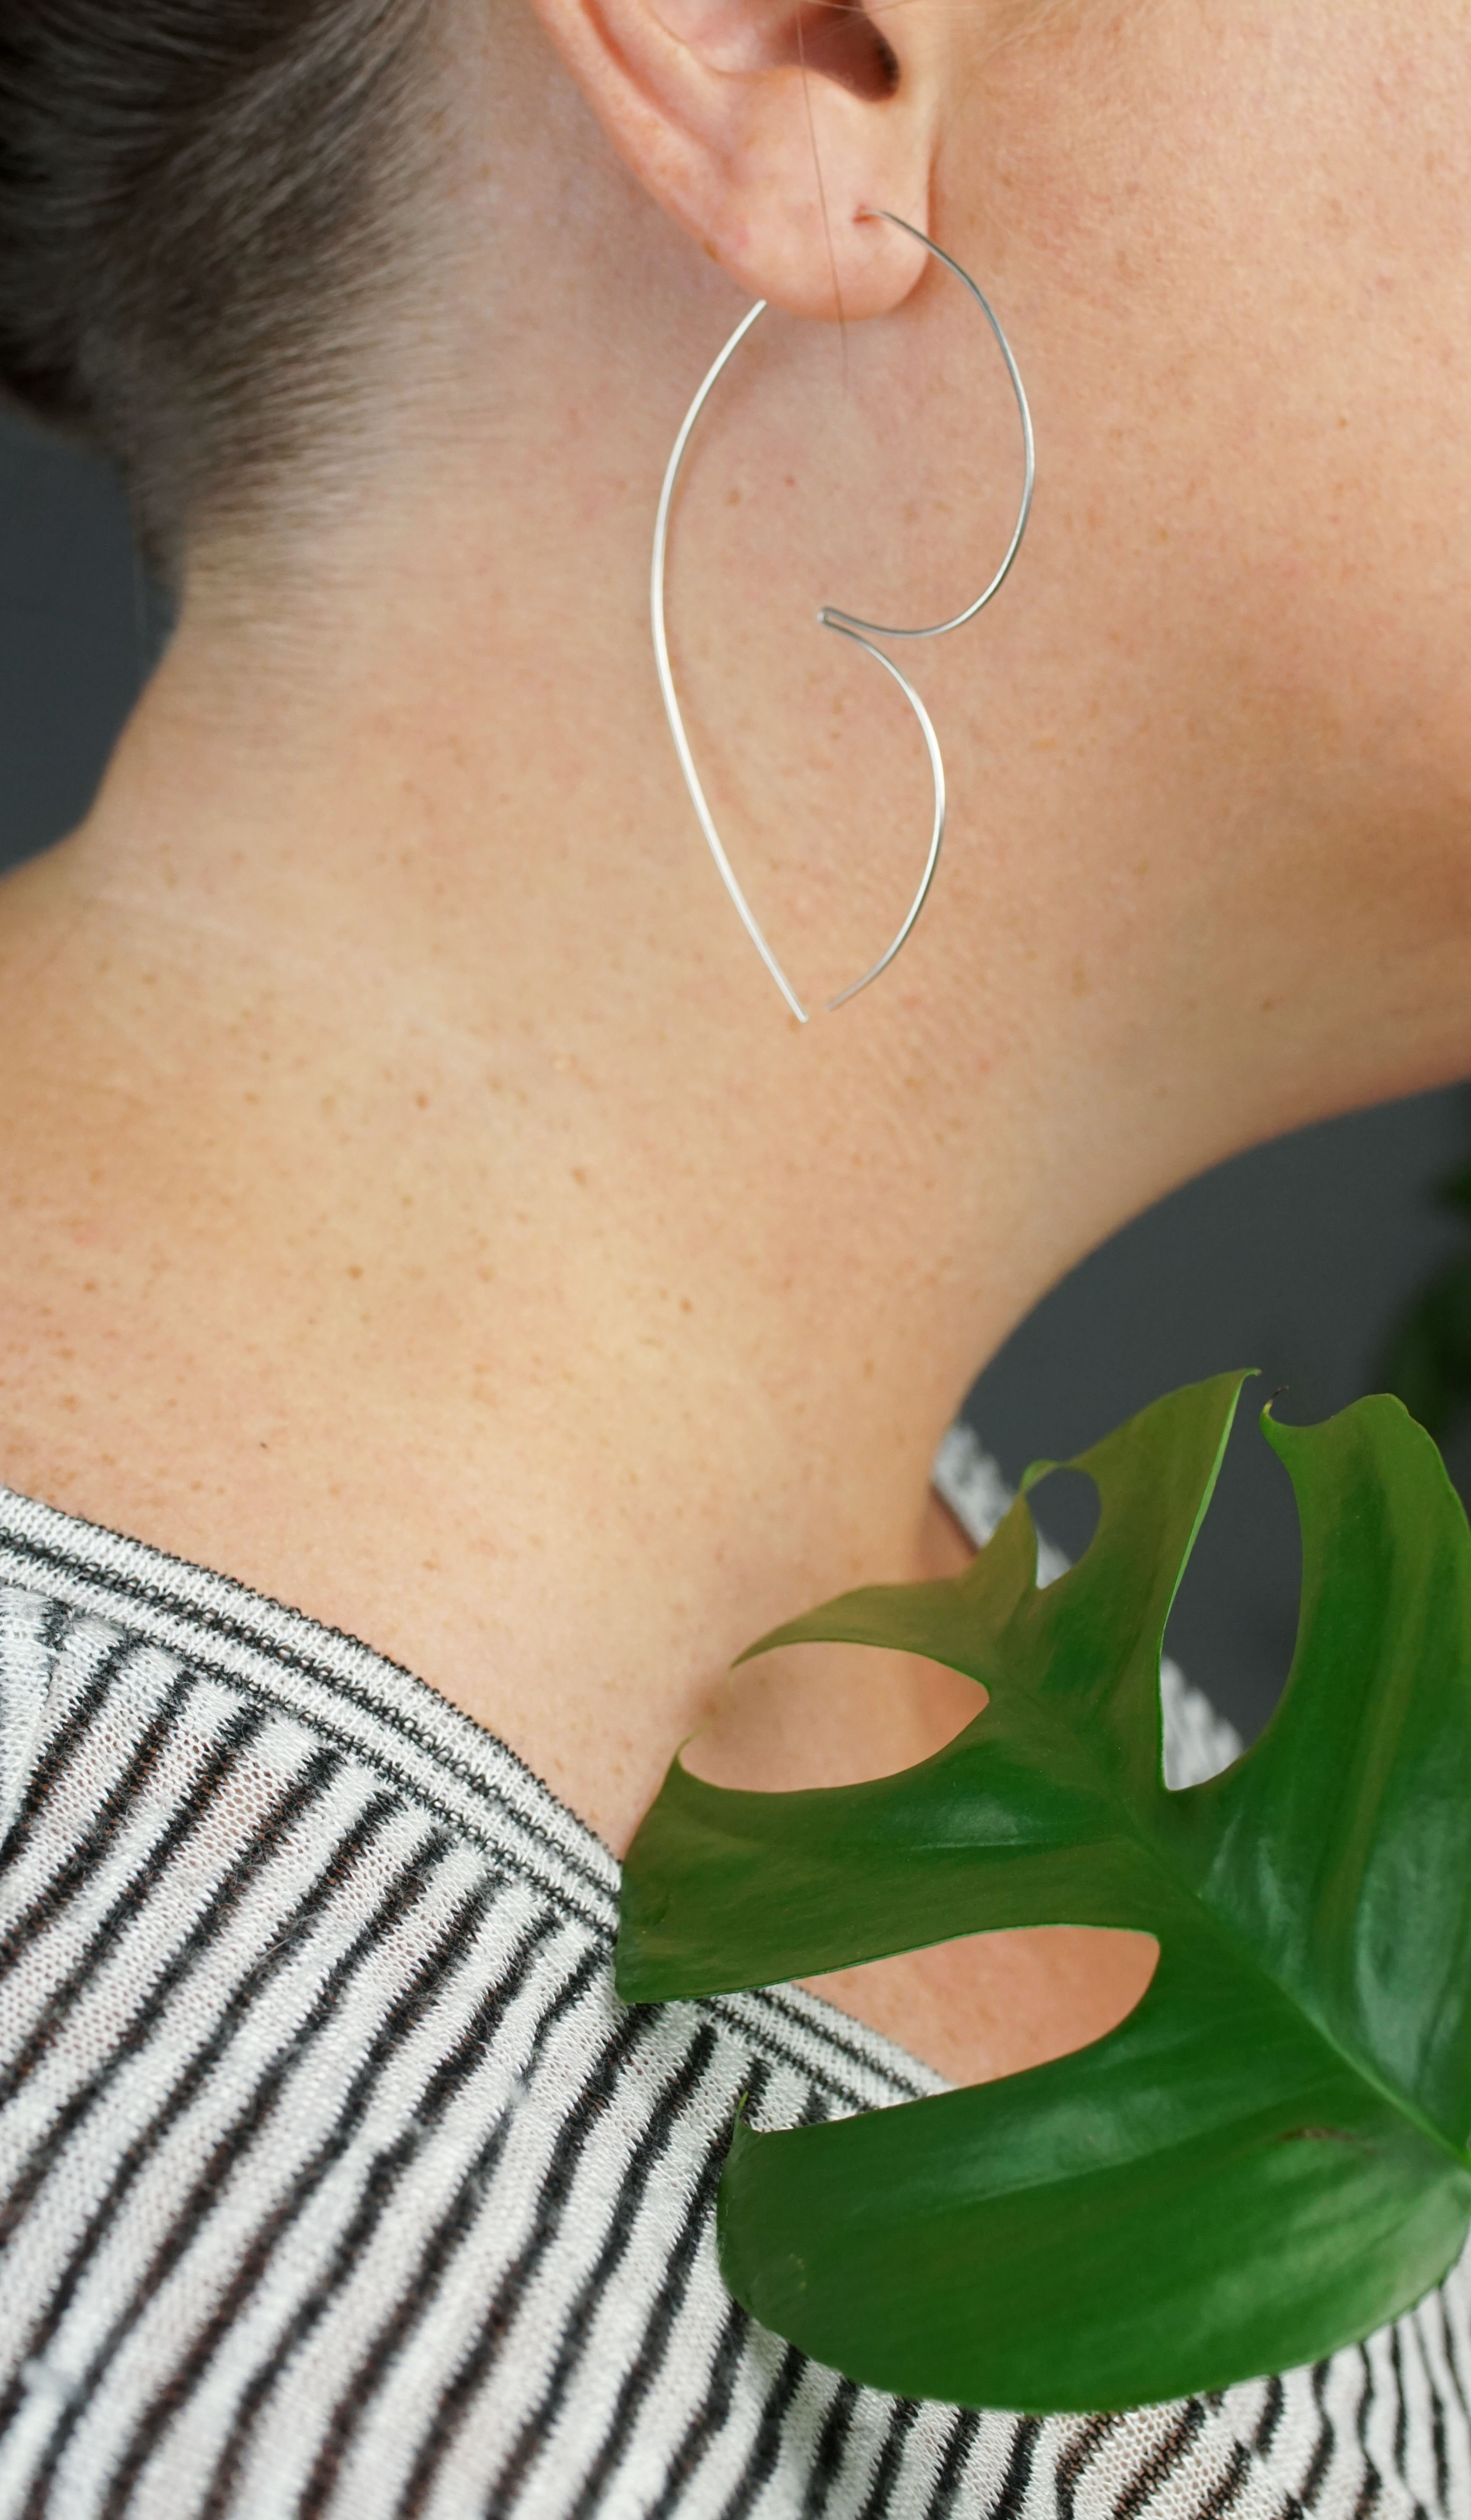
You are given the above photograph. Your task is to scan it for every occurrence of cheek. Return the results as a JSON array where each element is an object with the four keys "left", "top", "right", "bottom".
[
  {"left": 931, "top": 2, "right": 1471, "bottom": 1102},
  {"left": 1005, "top": 5, "right": 1471, "bottom": 712}
]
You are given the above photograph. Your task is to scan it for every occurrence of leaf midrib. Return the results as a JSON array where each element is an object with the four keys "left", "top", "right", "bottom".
[{"left": 1101, "top": 1759, "right": 1471, "bottom": 2179}]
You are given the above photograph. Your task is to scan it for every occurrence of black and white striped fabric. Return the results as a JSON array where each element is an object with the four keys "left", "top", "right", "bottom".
[{"left": 0, "top": 1437, "right": 1467, "bottom": 2519}]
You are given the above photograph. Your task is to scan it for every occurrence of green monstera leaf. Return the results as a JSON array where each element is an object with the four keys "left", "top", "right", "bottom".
[{"left": 616, "top": 1374, "right": 1471, "bottom": 2413}]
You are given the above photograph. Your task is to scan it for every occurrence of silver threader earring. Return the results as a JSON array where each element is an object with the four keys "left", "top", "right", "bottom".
[{"left": 650, "top": 209, "right": 1036, "bottom": 1024}]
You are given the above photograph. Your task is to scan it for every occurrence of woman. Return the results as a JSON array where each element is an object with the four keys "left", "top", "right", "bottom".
[{"left": 0, "top": 0, "right": 1467, "bottom": 2510}]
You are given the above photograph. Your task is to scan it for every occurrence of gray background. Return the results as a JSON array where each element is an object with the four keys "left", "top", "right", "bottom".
[
  {"left": 0, "top": 412, "right": 170, "bottom": 861},
  {"left": 3, "top": 404, "right": 1467, "bottom": 1743}
]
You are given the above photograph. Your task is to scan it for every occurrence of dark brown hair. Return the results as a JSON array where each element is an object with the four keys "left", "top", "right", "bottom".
[{"left": 0, "top": 0, "right": 435, "bottom": 579}]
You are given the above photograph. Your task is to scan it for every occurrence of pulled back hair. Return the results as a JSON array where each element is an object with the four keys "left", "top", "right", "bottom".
[{"left": 0, "top": 1, "right": 437, "bottom": 580}]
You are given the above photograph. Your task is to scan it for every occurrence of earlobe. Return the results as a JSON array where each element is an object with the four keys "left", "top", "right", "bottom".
[{"left": 527, "top": 0, "right": 939, "bottom": 319}]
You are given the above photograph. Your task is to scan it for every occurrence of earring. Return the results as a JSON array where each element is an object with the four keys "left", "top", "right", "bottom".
[{"left": 651, "top": 210, "right": 1036, "bottom": 1024}]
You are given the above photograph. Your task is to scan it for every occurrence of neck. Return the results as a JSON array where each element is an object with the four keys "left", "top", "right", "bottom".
[
  {"left": 0, "top": 120, "right": 1410, "bottom": 1850},
  {"left": 0, "top": 510, "right": 1101, "bottom": 1845}
]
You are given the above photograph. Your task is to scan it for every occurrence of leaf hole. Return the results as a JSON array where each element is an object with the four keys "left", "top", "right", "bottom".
[
  {"left": 1025, "top": 1465, "right": 1101, "bottom": 1573},
  {"left": 1160, "top": 1405, "right": 1301, "bottom": 1742},
  {"left": 681, "top": 1639, "right": 985, "bottom": 1793},
  {"left": 804, "top": 1927, "right": 1160, "bottom": 2088}
]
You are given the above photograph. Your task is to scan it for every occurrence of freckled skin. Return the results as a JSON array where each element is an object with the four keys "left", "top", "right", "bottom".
[{"left": 3, "top": 0, "right": 1471, "bottom": 2081}]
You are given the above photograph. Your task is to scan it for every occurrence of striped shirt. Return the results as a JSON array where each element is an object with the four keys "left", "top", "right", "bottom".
[{"left": 0, "top": 1431, "right": 1466, "bottom": 2519}]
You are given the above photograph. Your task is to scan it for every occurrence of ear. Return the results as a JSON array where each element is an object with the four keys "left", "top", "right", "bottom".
[{"left": 526, "top": 0, "right": 944, "bottom": 319}]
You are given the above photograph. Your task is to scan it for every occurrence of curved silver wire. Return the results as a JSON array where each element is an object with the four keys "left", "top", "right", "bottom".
[
  {"left": 651, "top": 299, "right": 811, "bottom": 1021},
  {"left": 819, "top": 211, "right": 1036, "bottom": 645},
  {"left": 821, "top": 619, "right": 945, "bottom": 1011},
  {"left": 650, "top": 214, "right": 1033, "bottom": 1021}
]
